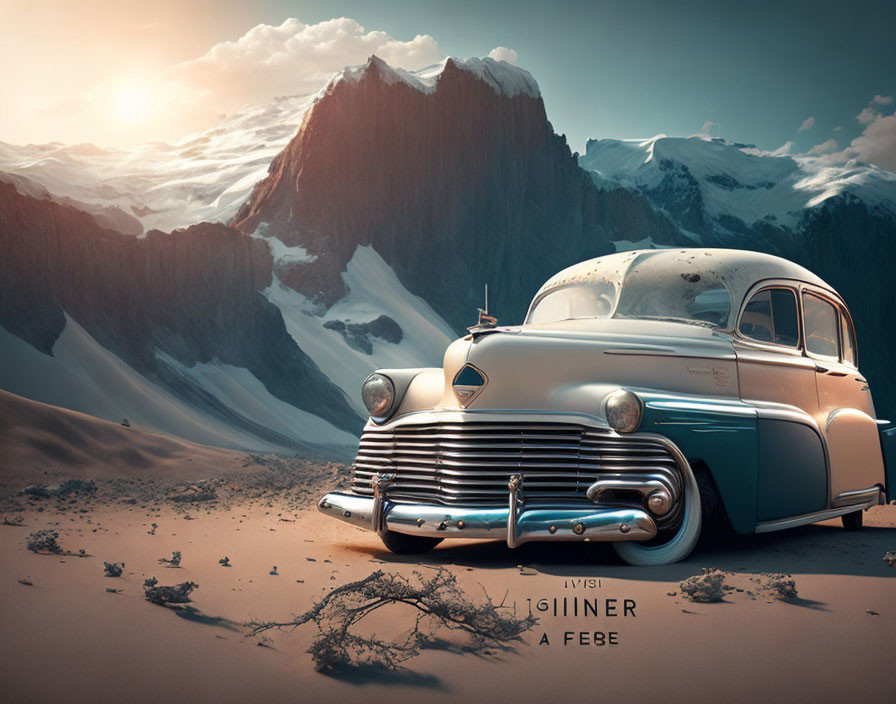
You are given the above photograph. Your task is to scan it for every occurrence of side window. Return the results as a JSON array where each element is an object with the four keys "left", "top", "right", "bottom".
[
  {"left": 840, "top": 311, "right": 857, "bottom": 366},
  {"left": 739, "top": 288, "right": 799, "bottom": 347},
  {"left": 802, "top": 293, "right": 840, "bottom": 359}
]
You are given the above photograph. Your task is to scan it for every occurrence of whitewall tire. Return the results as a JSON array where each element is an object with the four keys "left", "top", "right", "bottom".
[{"left": 611, "top": 456, "right": 702, "bottom": 566}]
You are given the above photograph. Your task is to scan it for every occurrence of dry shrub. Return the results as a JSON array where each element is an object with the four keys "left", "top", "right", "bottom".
[
  {"left": 250, "top": 568, "right": 536, "bottom": 672},
  {"left": 143, "top": 577, "right": 198, "bottom": 606}
]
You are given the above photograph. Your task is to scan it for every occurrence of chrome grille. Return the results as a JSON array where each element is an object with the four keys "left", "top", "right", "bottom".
[{"left": 351, "top": 421, "right": 683, "bottom": 509}]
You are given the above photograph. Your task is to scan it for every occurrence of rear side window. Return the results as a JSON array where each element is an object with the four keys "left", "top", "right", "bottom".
[
  {"left": 739, "top": 288, "right": 799, "bottom": 347},
  {"left": 840, "top": 311, "right": 857, "bottom": 366},
  {"left": 802, "top": 293, "right": 840, "bottom": 358}
]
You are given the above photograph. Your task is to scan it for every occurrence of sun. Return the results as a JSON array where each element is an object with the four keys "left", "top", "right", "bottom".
[{"left": 114, "top": 87, "right": 148, "bottom": 122}]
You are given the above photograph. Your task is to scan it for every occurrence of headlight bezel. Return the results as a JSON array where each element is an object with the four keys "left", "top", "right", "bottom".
[
  {"left": 604, "top": 389, "right": 643, "bottom": 434},
  {"left": 362, "top": 372, "right": 397, "bottom": 423}
]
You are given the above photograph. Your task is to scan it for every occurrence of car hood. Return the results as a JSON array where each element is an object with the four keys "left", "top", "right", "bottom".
[{"left": 435, "top": 317, "right": 738, "bottom": 413}]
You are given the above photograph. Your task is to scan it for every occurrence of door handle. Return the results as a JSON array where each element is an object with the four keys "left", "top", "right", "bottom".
[{"left": 815, "top": 365, "right": 829, "bottom": 374}]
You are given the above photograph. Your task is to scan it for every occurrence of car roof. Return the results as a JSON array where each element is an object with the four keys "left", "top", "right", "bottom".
[{"left": 535, "top": 248, "right": 835, "bottom": 301}]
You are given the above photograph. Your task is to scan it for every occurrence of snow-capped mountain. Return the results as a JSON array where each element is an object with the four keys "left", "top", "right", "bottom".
[
  {"left": 2, "top": 55, "right": 895, "bottom": 455},
  {"left": 581, "top": 135, "right": 896, "bottom": 239},
  {"left": 234, "top": 56, "right": 681, "bottom": 330},
  {"left": 0, "top": 93, "right": 314, "bottom": 234},
  {"left": 0, "top": 180, "right": 360, "bottom": 455},
  {"left": 580, "top": 135, "right": 896, "bottom": 418}
]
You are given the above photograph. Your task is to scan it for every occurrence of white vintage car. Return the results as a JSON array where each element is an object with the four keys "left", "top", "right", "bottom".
[{"left": 319, "top": 248, "right": 895, "bottom": 564}]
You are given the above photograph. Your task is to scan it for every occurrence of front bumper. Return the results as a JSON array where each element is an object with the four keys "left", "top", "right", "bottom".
[{"left": 318, "top": 478, "right": 657, "bottom": 548}]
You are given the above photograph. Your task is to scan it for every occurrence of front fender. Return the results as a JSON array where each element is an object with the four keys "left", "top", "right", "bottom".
[{"left": 639, "top": 393, "right": 759, "bottom": 534}]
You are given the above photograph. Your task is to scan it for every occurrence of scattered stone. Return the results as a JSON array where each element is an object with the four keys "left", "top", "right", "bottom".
[
  {"left": 679, "top": 568, "right": 727, "bottom": 603},
  {"left": 270, "top": 566, "right": 279, "bottom": 576},
  {"left": 867, "top": 609, "right": 879, "bottom": 616},
  {"left": 219, "top": 556, "right": 231, "bottom": 567},
  {"left": 26, "top": 529, "right": 62, "bottom": 554},
  {"left": 106, "top": 587, "right": 123, "bottom": 594},
  {"left": 18, "top": 578, "right": 33, "bottom": 587},
  {"left": 763, "top": 573, "right": 798, "bottom": 600},
  {"left": 104, "top": 561, "right": 125, "bottom": 578},
  {"left": 167, "top": 483, "right": 218, "bottom": 503}
]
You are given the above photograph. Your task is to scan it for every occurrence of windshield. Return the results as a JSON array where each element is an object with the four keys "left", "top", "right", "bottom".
[
  {"left": 527, "top": 252, "right": 733, "bottom": 327},
  {"left": 526, "top": 279, "right": 617, "bottom": 324}
]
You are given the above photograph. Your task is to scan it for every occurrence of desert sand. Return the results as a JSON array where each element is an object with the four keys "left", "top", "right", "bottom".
[{"left": 1, "top": 391, "right": 894, "bottom": 704}]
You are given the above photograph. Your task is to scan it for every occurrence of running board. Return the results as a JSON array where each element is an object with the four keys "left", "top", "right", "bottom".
[{"left": 755, "top": 493, "right": 880, "bottom": 534}]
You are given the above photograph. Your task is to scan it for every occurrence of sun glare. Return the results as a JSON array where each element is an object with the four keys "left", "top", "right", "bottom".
[{"left": 114, "top": 87, "right": 148, "bottom": 122}]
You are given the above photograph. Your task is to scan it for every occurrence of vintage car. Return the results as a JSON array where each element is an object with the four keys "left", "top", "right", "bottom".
[{"left": 319, "top": 248, "right": 896, "bottom": 564}]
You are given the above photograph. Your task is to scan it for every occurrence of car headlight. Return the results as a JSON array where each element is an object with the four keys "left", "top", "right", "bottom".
[
  {"left": 362, "top": 373, "right": 396, "bottom": 422},
  {"left": 605, "top": 389, "right": 642, "bottom": 433}
]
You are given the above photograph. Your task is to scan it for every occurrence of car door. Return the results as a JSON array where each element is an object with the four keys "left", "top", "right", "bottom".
[
  {"left": 734, "top": 283, "right": 827, "bottom": 521},
  {"left": 801, "top": 288, "right": 885, "bottom": 504}
]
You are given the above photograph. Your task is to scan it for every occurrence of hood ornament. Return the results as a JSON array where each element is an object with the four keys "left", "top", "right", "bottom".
[{"left": 468, "top": 284, "right": 499, "bottom": 336}]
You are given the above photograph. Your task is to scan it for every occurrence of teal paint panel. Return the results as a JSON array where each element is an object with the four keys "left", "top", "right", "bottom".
[
  {"left": 641, "top": 395, "right": 758, "bottom": 534},
  {"left": 756, "top": 419, "right": 827, "bottom": 521}
]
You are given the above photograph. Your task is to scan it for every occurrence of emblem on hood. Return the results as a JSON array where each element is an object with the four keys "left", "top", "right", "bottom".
[{"left": 452, "top": 363, "right": 488, "bottom": 407}]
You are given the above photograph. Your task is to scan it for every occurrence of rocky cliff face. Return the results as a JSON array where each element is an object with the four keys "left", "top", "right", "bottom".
[
  {"left": 233, "top": 57, "right": 682, "bottom": 329},
  {"left": 0, "top": 182, "right": 359, "bottom": 438}
]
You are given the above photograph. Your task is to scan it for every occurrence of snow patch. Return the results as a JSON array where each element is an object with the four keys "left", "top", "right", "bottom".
[
  {"left": 334, "top": 55, "right": 540, "bottom": 99},
  {"left": 251, "top": 222, "right": 316, "bottom": 264},
  {"left": 155, "top": 352, "right": 357, "bottom": 449},
  {"left": 0, "top": 315, "right": 353, "bottom": 454},
  {"left": 263, "top": 245, "right": 455, "bottom": 414}
]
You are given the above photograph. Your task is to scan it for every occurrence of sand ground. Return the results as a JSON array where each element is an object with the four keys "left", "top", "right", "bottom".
[
  {"left": 1, "top": 489, "right": 894, "bottom": 703},
  {"left": 1, "top": 393, "right": 894, "bottom": 703}
]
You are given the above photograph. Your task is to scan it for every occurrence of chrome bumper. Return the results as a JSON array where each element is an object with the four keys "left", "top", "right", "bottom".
[{"left": 318, "top": 473, "right": 657, "bottom": 547}]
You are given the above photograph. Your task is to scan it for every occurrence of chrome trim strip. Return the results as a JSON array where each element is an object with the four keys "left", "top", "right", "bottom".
[
  {"left": 586, "top": 477, "right": 666, "bottom": 501},
  {"left": 318, "top": 492, "right": 657, "bottom": 544},
  {"left": 755, "top": 501, "right": 878, "bottom": 533},
  {"left": 832, "top": 486, "right": 883, "bottom": 509}
]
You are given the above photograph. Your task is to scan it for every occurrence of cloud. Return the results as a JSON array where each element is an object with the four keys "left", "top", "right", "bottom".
[
  {"left": 807, "top": 139, "right": 838, "bottom": 156},
  {"left": 798, "top": 116, "right": 815, "bottom": 132},
  {"left": 846, "top": 113, "right": 896, "bottom": 171},
  {"left": 166, "top": 17, "right": 443, "bottom": 116},
  {"left": 700, "top": 120, "right": 719, "bottom": 136},
  {"left": 488, "top": 47, "right": 518, "bottom": 64},
  {"left": 770, "top": 141, "right": 793, "bottom": 155},
  {"left": 858, "top": 106, "right": 880, "bottom": 124},
  {"left": 857, "top": 95, "right": 894, "bottom": 125}
]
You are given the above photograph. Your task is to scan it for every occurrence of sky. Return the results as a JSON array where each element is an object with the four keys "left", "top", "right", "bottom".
[{"left": 2, "top": 0, "right": 895, "bottom": 169}]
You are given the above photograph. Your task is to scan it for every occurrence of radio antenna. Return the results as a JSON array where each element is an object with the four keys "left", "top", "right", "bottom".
[{"left": 484, "top": 284, "right": 488, "bottom": 315}]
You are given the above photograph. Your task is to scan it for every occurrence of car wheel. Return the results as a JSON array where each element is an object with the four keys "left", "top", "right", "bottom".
[
  {"left": 611, "top": 458, "right": 702, "bottom": 566},
  {"left": 379, "top": 530, "right": 444, "bottom": 554},
  {"left": 841, "top": 509, "right": 864, "bottom": 530}
]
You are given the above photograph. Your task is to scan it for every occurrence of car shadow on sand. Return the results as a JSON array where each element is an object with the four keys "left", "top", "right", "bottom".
[{"left": 347, "top": 520, "right": 896, "bottom": 583}]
